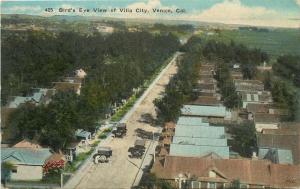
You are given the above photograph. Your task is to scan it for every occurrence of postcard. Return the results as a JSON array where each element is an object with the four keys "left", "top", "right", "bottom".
[{"left": 1, "top": 1, "right": 300, "bottom": 189}]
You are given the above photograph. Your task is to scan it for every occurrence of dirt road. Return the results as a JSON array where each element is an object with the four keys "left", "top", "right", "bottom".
[{"left": 74, "top": 53, "right": 180, "bottom": 189}]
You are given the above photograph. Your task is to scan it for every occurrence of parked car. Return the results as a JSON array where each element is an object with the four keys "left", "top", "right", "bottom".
[
  {"left": 139, "top": 113, "right": 154, "bottom": 124},
  {"left": 128, "top": 139, "right": 146, "bottom": 159},
  {"left": 112, "top": 122, "right": 127, "bottom": 138},
  {"left": 93, "top": 146, "right": 112, "bottom": 163}
]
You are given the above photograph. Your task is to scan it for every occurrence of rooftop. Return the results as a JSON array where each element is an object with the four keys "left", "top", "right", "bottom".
[
  {"left": 172, "top": 136, "right": 227, "bottom": 146},
  {"left": 189, "top": 96, "right": 221, "bottom": 106},
  {"left": 181, "top": 105, "right": 231, "bottom": 118},
  {"left": 259, "top": 148, "right": 294, "bottom": 165},
  {"left": 176, "top": 116, "right": 209, "bottom": 127},
  {"left": 170, "top": 143, "right": 230, "bottom": 158},
  {"left": 1, "top": 148, "right": 52, "bottom": 166},
  {"left": 13, "top": 139, "right": 42, "bottom": 149},
  {"left": 254, "top": 113, "right": 280, "bottom": 123},
  {"left": 75, "top": 129, "right": 91, "bottom": 138},
  {"left": 152, "top": 155, "right": 300, "bottom": 188},
  {"left": 257, "top": 127, "right": 300, "bottom": 164},
  {"left": 174, "top": 125, "right": 225, "bottom": 139}
]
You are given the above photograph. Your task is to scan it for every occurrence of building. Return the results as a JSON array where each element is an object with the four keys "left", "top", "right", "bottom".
[
  {"left": 7, "top": 88, "right": 53, "bottom": 108},
  {"left": 13, "top": 139, "right": 42, "bottom": 149},
  {"left": 173, "top": 125, "right": 225, "bottom": 139},
  {"left": 53, "top": 82, "right": 81, "bottom": 95},
  {"left": 254, "top": 113, "right": 280, "bottom": 132},
  {"left": 258, "top": 148, "right": 293, "bottom": 164},
  {"left": 241, "top": 91, "right": 272, "bottom": 108},
  {"left": 257, "top": 125, "right": 300, "bottom": 164},
  {"left": 234, "top": 79, "right": 264, "bottom": 92},
  {"left": 152, "top": 155, "right": 300, "bottom": 189},
  {"left": 75, "top": 129, "right": 92, "bottom": 142},
  {"left": 170, "top": 144, "right": 230, "bottom": 159},
  {"left": 176, "top": 116, "right": 209, "bottom": 127},
  {"left": 169, "top": 120, "right": 229, "bottom": 158},
  {"left": 181, "top": 105, "right": 231, "bottom": 120},
  {"left": 189, "top": 96, "right": 221, "bottom": 106},
  {"left": 1, "top": 148, "right": 52, "bottom": 181}
]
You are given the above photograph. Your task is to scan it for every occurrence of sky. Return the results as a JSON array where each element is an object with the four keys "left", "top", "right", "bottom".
[{"left": 1, "top": 0, "right": 300, "bottom": 28}]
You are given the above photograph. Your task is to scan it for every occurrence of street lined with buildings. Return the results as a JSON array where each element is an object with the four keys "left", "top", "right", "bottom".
[{"left": 71, "top": 53, "right": 180, "bottom": 189}]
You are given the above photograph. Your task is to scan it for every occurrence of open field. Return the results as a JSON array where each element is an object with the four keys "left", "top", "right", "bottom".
[{"left": 203, "top": 28, "right": 300, "bottom": 59}]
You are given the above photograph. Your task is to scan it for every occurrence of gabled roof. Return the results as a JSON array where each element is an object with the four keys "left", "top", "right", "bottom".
[
  {"left": 75, "top": 129, "right": 91, "bottom": 138},
  {"left": 13, "top": 139, "right": 42, "bottom": 149},
  {"left": 1, "top": 148, "right": 52, "bottom": 166},
  {"left": 31, "top": 92, "right": 44, "bottom": 103}
]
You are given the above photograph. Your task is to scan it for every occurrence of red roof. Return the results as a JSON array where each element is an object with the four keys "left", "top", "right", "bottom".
[{"left": 152, "top": 155, "right": 300, "bottom": 188}]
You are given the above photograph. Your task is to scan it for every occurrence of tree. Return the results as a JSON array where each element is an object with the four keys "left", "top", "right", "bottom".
[{"left": 230, "top": 123, "right": 257, "bottom": 157}]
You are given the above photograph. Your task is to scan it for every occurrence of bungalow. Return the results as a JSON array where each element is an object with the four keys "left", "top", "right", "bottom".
[
  {"left": 1, "top": 148, "right": 52, "bottom": 181},
  {"left": 151, "top": 155, "right": 300, "bottom": 189}
]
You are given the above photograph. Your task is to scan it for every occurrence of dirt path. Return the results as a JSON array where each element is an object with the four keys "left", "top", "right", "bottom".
[{"left": 74, "top": 53, "right": 180, "bottom": 189}]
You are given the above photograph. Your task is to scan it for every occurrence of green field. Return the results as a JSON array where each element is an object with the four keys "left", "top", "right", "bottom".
[{"left": 203, "top": 28, "right": 300, "bottom": 60}]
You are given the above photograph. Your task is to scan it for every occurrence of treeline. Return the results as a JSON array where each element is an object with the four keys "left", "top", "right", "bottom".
[
  {"left": 183, "top": 37, "right": 269, "bottom": 79},
  {"left": 154, "top": 52, "right": 201, "bottom": 122},
  {"left": 2, "top": 31, "right": 179, "bottom": 104},
  {"left": 273, "top": 55, "right": 300, "bottom": 87},
  {"left": 3, "top": 31, "right": 180, "bottom": 150}
]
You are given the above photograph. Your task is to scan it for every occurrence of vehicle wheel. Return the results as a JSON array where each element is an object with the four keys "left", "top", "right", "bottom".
[
  {"left": 94, "top": 155, "right": 101, "bottom": 164},
  {"left": 99, "top": 155, "right": 107, "bottom": 163}
]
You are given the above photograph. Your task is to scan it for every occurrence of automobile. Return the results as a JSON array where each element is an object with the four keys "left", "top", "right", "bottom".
[
  {"left": 112, "top": 122, "right": 127, "bottom": 138},
  {"left": 139, "top": 113, "right": 154, "bottom": 124},
  {"left": 135, "top": 128, "right": 160, "bottom": 140},
  {"left": 93, "top": 146, "right": 112, "bottom": 163},
  {"left": 128, "top": 139, "right": 146, "bottom": 159}
]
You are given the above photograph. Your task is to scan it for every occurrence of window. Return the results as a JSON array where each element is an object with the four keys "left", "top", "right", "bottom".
[
  {"left": 208, "top": 182, "right": 216, "bottom": 189},
  {"left": 192, "top": 181, "right": 200, "bottom": 189},
  {"left": 11, "top": 166, "right": 17, "bottom": 173},
  {"left": 240, "top": 184, "right": 248, "bottom": 189}
]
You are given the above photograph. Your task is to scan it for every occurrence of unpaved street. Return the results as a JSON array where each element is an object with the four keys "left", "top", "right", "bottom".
[{"left": 74, "top": 53, "right": 180, "bottom": 189}]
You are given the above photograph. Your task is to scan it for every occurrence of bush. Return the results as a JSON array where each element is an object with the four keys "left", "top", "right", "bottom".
[{"left": 98, "top": 133, "right": 107, "bottom": 139}]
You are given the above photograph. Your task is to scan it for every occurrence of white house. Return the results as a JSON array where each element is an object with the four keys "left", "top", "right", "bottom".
[{"left": 1, "top": 148, "right": 52, "bottom": 181}]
